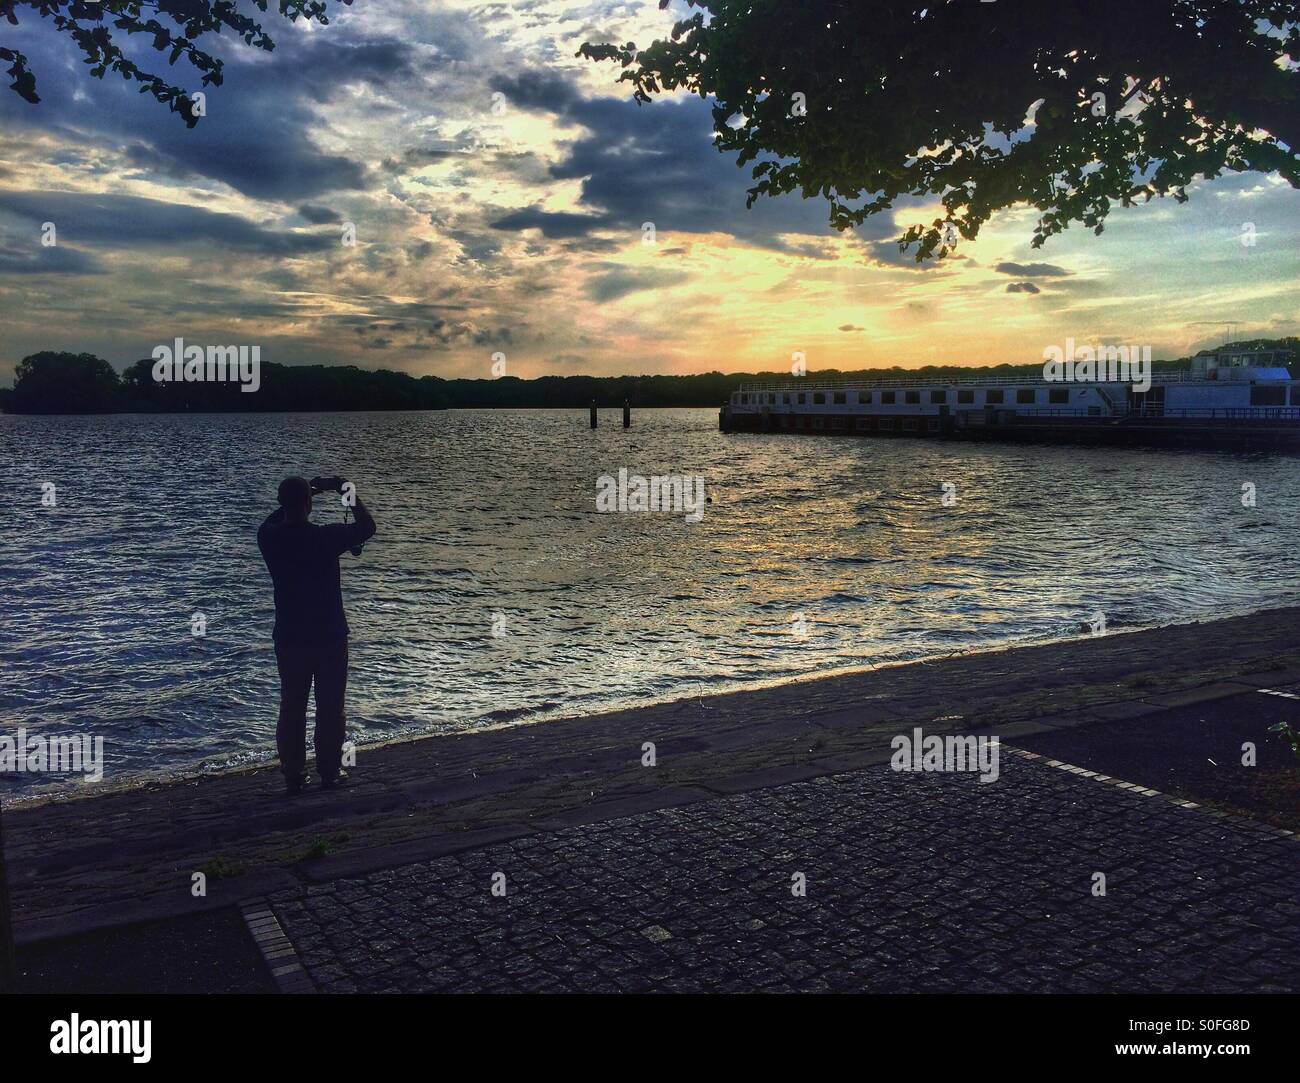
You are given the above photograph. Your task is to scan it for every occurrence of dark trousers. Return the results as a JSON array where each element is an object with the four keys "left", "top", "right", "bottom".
[{"left": 275, "top": 640, "right": 348, "bottom": 779}]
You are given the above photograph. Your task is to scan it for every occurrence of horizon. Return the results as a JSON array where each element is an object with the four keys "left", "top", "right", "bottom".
[{"left": 12, "top": 334, "right": 1296, "bottom": 391}]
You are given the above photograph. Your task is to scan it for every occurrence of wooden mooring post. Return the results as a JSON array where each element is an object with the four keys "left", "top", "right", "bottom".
[
  {"left": 622, "top": 399, "right": 631, "bottom": 429},
  {"left": 589, "top": 400, "right": 597, "bottom": 429}
]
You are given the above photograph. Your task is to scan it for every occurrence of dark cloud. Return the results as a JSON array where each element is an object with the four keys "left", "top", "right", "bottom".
[
  {"left": 551, "top": 95, "right": 851, "bottom": 248},
  {"left": 446, "top": 228, "right": 503, "bottom": 265},
  {"left": 995, "top": 261, "right": 1071, "bottom": 277},
  {"left": 1006, "top": 281, "right": 1041, "bottom": 294},
  {"left": 298, "top": 204, "right": 342, "bottom": 224},
  {"left": 768, "top": 238, "right": 838, "bottom": 259},
  {"left": 331, "top": 297, "right": 471, "bottom": 325},
  {"left": 317, "top": 294, "right": 487, "bottom": 354},
  {"left": 488, "top": 70, "right": 580, "bottom": 114},
  {"left": 0, "top": 30, "right": 404, "bottom": 200},
  {"left": 122, "top": 142, "right": 201, "bottom": 181},
  {"left": 0, "top": 242, "right": 105, "bottom": 275},
  {"left": 859, "top": 237, "right": 966, "bottom": 271},
  {"left": 381, "top": 146, "right": 464, "bottom": 174},
  {"left": 0, "top": 190, "right": 336, "bottom": 255},
  {"left": 577, "top": 24, "right": 623, "bottom": 46},
  {"left": 491, "top": 205, "right": 612, "bottom": 239},
  {"left": 472, "top": 326, "right": 514, "bottom": 347},
  {"left": 585, "top": 266, "right": 690, "bottom": 303},
  {"left": 477, "top": 75, "right": 905, "bottom": 259}
]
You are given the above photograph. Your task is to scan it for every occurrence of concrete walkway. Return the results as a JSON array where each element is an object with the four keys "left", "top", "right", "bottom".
[
  {"left": 8, "top": 606, "right": 1300, "bottom": 945},
  {"left": 262, "top": 749, "right": 1298, "bottom": 994},
  {"left": 5, "top": 607, "right": 1300, "bottom": 998}
]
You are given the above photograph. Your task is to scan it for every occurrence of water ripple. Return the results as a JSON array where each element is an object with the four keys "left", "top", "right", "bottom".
[{"left": 3, "top": 408, "right": 1298, "bottom": 798}]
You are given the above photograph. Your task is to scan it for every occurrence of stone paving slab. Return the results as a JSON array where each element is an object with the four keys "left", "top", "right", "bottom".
[{"left": 266, "top": 753, "right": 1300, "bottom": 994}]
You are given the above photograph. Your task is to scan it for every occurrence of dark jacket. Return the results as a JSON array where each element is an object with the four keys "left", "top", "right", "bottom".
[{"left": 257, "top": 509, "right": 375, "bottom": 646}]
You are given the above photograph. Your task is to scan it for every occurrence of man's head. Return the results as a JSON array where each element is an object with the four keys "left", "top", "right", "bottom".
[{"left": 277, "top": 476, "right": 313, "bottom": 522}]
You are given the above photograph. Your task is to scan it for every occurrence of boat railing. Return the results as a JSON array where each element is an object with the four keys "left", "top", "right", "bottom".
[
  {"left": 728, "top": 402, "right": 1300, "bottom": 421},
  {"left": 1015, "top": 406, "right": 1300, "bottom": 421},
  {"left": 737, "top": 372, "right": 1214, "bottom": 392}
]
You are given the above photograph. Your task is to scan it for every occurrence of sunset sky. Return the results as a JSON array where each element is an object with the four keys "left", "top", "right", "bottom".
[{"left": 1, "top": 0, "right": 1297, "bottom": 385}]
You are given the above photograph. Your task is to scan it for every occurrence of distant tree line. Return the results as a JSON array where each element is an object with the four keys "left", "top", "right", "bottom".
[
  {"left": 2, "top": 342, "right": 1296, "bottom": 415},
  {"left": 0, "top": 353, "right": 451, "bottom": 414}
]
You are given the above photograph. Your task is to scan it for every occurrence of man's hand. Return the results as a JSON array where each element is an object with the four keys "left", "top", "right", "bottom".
[{"left": 310, "top": 476, "right": 347, "bottom": 494}]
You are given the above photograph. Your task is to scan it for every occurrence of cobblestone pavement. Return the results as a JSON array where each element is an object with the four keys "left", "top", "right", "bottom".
[{"left": 267, "top": 753, "right": 1300, "bottom": 993}]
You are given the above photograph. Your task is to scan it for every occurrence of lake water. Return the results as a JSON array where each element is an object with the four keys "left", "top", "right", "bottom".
[{"left": 4, "top": 408, "right": 1298, "bottom": 799}]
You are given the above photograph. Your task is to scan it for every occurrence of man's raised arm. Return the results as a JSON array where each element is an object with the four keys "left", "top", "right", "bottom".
[
  {"left": 349, "top": 490, "right": 376, "bottom": 544},
  {"left": 312, "top": 477, "right": 375, "bottom": 554}
]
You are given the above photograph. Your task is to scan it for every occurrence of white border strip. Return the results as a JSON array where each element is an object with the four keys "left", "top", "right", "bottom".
[
  {"left": 240, "top": 899, "right": 315, "bottom": 994},
  {"left": 1006, "top": 746, "right": 1297, "bottom": 843}
]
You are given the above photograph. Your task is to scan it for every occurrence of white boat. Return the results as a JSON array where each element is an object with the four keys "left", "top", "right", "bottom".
[{"left": 720, "top": 347, "right": 1299, "bottom": 448}]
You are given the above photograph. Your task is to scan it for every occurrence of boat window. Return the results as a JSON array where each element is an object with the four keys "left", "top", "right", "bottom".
[
  {"left": 881, "top": 391, "right": 896, "bottom": 404},
  {"left": 1016, "top": 389, "right": 1036, "bottom": 404},
  {"left": 833, "top": 391, "right": 847, "bottom": 404},
  {"left": 905, "top": 390, "right": 920, "bottom": 404},
  {"left": 1251, "top": 387, "right": 1286, "bottom": 406},
  {"left": 986, "top": 389, "right": 1004, "bottom": 404},
  {"left": 860, "top": 391, "right": 873, "bottom": 404},
  {"left": 782, "top": 393, "right": 791, "bottom": 404},
  {"left": 930, "top": 390, "right": 946, "bottom": 404},
  {"left": 813, "top": 392, "right": 826, "bottom": 404},
  {"left": 797, "top": 392, "right": 806, "bottom": 404},
  {"left": 957, "top": 389, "right": 974, "bottom": 404},
  {"left": 741, "top": 393, "right": 749, "bottom": 404},
  {"left": 1048, "top": 389, "right": 1068, "bottom": 404},
  {"left": 768, "top": 393, "right": 777, "bottom": 404}
]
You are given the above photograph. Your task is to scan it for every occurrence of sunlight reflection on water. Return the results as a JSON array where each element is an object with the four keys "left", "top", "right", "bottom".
[{"left": 3, "top": 407, "right": 1297, "bottom": 796}]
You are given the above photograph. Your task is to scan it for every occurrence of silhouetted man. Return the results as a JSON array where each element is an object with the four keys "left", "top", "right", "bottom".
[{"left": 258, "top": 476, "right": 376, "bottom": 795}]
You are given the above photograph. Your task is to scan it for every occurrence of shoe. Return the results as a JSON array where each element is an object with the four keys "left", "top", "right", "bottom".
[
  {"left": 285, "top": 773, "right": 312, "bottom": 797},
  {"left": 319, "top": 768, "right": 349, "bottom": 789}
]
